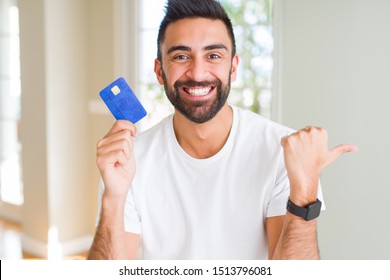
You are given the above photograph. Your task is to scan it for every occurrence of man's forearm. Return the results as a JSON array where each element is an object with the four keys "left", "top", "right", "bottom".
[
  {"left": 87, "top": 198, "right": 128, "bottom": 260},
  {"left": 272, "top": 213, "right": 319, "bottom": 260}
]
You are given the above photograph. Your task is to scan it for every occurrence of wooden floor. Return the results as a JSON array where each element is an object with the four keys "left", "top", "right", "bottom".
[{"left": 0, "top": 217, "right": 88, "bottom": 260}]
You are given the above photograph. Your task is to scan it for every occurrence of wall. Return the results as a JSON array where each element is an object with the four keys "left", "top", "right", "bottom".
[
  {"left": 280, "top": 0, "right": 390, "bottom": 259},
  {"left": 18, "top": 0, "right": 116, "bottom": 257},
  {"left": 86, "top": 0, "right": 117, "bottom": 231},
  {"left": 19, "top": 0, "right": 50, "bottom": 248},
  {"left": 15, "top": 0, "right": 130, "bottom": 258}
]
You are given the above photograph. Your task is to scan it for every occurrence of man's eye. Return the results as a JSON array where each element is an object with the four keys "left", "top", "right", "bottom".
[
  {"left": 174, "top": 54, "right": 189, "bottom": 61},
  {"left": 208, "top": 54, "right": 221, "bottom": 59}
]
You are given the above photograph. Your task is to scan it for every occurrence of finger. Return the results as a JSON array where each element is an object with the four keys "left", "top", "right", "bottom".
[
  {"left": 280, "top": 132, "right": 301, "bottom": 149},
  {"left": 325, "top": 144, "right": 359, "bottom": 166},
  {"left": 97, "top": 138, "right": 132, "bottom": 160},
  {"left": 304, "top": 126, "right": 325, "bottom": 131},
  {"left": 280, "top": 135, "right": 287, "bottom": 147},
  {"left": 97, "top": 129, "right": 133, "bottom": 149},
  {"left": 280, "top": 127, "right": 324, "bottom": 147},
  {"left": 96, "top": 149, "right": 130, "bottom": 170},
  {"left": 104, "top": 120, "right": 137, "bottom": 138}
]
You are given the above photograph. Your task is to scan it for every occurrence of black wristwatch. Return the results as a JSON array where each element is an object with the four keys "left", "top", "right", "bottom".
[{"left": 286, "top": 198, "right": 322, "bottom": 221}]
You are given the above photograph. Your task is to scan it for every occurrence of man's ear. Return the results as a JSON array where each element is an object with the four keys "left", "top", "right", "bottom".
[
  {"left": 154, "top": 58, "right": 164, "bottom": 85},
  {"left": 230, "top": 54, "right": 239, "bottom": 82}
]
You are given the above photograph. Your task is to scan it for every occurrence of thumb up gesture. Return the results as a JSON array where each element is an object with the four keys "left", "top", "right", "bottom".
[{"left": 281, "top": 126, "right": 358, "bottom": 205}]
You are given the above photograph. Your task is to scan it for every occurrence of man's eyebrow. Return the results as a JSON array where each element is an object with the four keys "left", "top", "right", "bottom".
[
  {"left": 203, "top": 44, "right": 228, "bottom": 52},
  {"left": 167, "top": 45, "right": 191, "bottom": 55},
  {"left": 166, "top": 44, "right": 228, "bottom": 55}
]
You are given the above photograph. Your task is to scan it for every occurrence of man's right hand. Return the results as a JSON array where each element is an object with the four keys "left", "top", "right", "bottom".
[{"left": 96, "top": 120, "right": 137, "bottom": 200}]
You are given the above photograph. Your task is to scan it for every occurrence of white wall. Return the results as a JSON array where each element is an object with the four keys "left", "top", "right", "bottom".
[
  {"left": 19, "top": 0, "right": 50, "bottom": 245},
  {"left": 16, "top": 0, "right": 126, "bottom": 258},
  {"left": 280, "top": 0, "right": 390, "bottom": 259},
  {"left": 19, "top": 0, "right": 95, "bottom": 257}
]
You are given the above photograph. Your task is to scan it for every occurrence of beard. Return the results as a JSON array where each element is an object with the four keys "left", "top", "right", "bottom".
[{"left": 161, "top": 71, "right": 231, "bottom": 124}]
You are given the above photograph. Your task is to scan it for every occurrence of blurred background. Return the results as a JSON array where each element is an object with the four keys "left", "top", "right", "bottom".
[{"left": 0, "top": 0, "right": 389, "bottom": 259}]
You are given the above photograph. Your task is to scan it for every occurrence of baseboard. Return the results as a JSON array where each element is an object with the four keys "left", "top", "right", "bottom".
[{"left": 21, "top": 233, "right": 93, "bottom": 259}]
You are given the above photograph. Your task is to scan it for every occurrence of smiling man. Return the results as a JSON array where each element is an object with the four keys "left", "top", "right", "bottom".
[
  {"left": 88, "top": 0, "right": 357, "bottom": 260},
  {"left": 158, "top": 18, "right": 235, "bottom": 125}
]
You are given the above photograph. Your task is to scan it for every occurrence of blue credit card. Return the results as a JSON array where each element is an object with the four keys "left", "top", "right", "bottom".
[{"left": 100, "top": 77, "right": 147, "bottom": 123}]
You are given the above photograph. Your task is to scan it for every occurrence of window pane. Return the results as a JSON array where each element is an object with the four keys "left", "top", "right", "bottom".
[
  {"left": 140, "top": 0, "right": 166, "bottom": 30},
  {"left": 139, "top": 0, "right": 171, "bottom": 130},
  {"left": 220, "top": 0, "right": 274, "bottom": 117},
  {"left": 0, "top": 0, "right": 23, "bottom": 205}
]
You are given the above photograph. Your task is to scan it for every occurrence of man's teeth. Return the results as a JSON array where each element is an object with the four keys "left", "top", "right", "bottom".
[{"left": 186, "top": 87, "right": 211, "bottom": 96}]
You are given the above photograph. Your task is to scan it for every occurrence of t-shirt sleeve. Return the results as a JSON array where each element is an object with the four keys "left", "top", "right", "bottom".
[
  {"left": 124, "top": 187, "right": 142, "bottom": 234},
  {"left": 266, "top": 153, "right": 290, "bottom": 217},
  {"left": 96, "top": 179, "right": 142, "bottom": 234}
]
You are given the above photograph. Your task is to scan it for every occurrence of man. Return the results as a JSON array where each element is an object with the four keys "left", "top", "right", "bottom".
[{"left": 88, "top": 0, "right": 357, "bottom": 260}]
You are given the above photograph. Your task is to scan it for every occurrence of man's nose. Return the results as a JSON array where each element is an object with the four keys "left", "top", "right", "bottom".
[{"left": 185, "top": 58, "right": 209, "bottom": 82}]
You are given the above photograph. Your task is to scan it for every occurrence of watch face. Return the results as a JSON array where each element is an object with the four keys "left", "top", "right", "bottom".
[{"left": 306, "top": 200, "right": 322, "bottom": 221}]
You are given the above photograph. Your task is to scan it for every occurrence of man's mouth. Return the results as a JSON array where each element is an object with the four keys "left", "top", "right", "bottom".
[{"left": 183, "top": 86, "right": 215, "bottom": 97}]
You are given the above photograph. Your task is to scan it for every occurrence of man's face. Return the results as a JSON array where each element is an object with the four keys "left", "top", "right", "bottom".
[{"left": 155, "top": 18, "right": 239, "bottom": 123}]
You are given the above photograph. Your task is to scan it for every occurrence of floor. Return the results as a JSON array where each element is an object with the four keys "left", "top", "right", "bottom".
[{"left": 0, "top": 217, "right": 87, "bottom": 260}]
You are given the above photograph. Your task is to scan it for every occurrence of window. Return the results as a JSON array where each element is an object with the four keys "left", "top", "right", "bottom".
[
  {"left": 0, "top": 0, "right": 23, "bottom": 205},
  {"left": 138, "top": 0, "right": 172, "bottom": 131},
  {"left": 137, "top": 0, "right": 274, "bottom": 130},
  {"left": 220, "top": 0, "right": 274, "bottom": 118}
]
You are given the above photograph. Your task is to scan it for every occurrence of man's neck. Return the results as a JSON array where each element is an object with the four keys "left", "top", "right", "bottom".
[{"left": 172, "top": 104, "right": 233, "bottom": 159}]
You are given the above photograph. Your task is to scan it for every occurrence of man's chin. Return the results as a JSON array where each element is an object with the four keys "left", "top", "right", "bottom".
[{"left": 176, "top": 102, "right": 226, "bottom": 124}]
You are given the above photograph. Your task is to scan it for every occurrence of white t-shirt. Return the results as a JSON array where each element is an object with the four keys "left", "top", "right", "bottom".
[{"left": 98, "top": 105, "right": 324, "bottom": 259}]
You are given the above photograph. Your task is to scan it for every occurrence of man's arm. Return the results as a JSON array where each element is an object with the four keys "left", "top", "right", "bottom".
[
  {"left": 87, "top": 120, "right": 139, "bottom": 260},
  {"left": 267, "top": 126, "right": 357, "bottom": 260},
  {"left": 87, "top": 196, "right": 140, "bottom": 259},
  {"left": 267, "top": 214, "right": 318, "bottom": 259},
  {"left": 266, "top": 215, "right": 284, "bottom": 259}
]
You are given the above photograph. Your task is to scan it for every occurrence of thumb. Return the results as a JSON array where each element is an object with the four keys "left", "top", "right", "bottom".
[{"left": 325, "top": 144, "right": 359, "bottom": 167}]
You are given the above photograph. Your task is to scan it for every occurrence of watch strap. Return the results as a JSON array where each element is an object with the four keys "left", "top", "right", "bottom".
[{"left": 286, "top": 198, "right": 322, "bottom": 221}]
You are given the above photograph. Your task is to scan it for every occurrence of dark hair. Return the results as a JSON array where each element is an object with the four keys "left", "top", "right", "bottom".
[{"left": 157, "top": 0, "right": 236, "bottom": 61}]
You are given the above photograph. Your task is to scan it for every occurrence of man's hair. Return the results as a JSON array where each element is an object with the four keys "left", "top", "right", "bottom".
[{"left": 157, "top": 0, "right": 236, "bottom": 61}]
